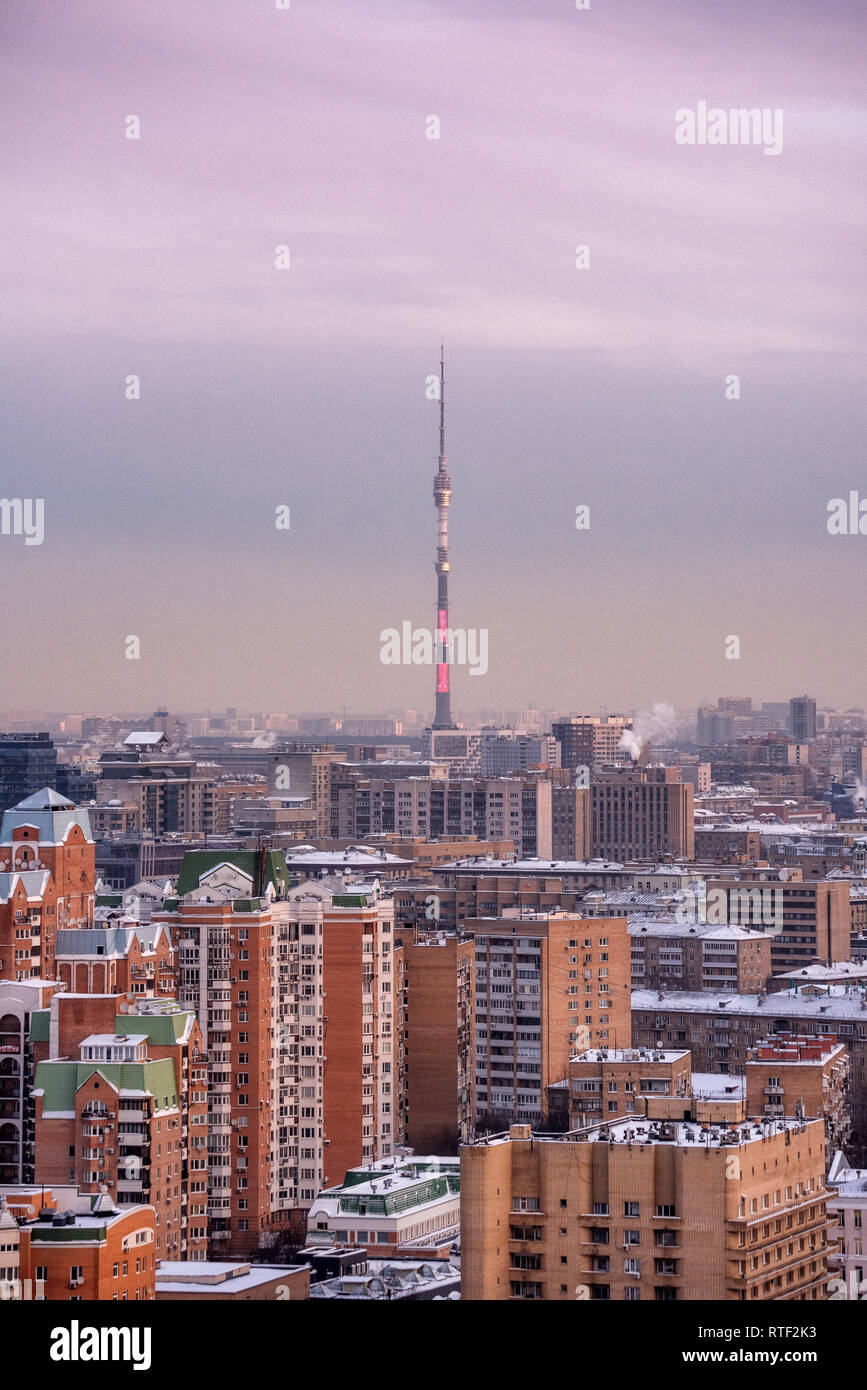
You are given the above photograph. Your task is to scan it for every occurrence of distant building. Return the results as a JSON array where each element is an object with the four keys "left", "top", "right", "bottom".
[
  {"left": 0, "top": 734, "right": 57, "bottom": 816},
  {"left": 790, "top": 696, "right": 817, "bottom": 743},
  {"left": 591, "top": 765, "right": 694, "bottom": 862},
  {"left": 552, "top": 716, "right": 633, "bottom": 775}
]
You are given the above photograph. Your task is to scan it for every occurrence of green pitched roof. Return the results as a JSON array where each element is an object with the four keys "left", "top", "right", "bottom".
[
  {"left": 34, "top": 1059, "right": 179, "bottom": 1114},
  {"left": 174, "top": 849, "right": 289, "bottom": 898}
]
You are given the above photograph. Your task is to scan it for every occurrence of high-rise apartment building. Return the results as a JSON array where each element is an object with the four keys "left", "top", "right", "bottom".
[
  {"left": 159, "top": 853, "right": 399, "bottom": 1256},
  {"left": 467, "top": 913, "right": 631, "bottom": 1127},
  {"left": 705, "top": 878, "right": 851, "bottom": 971},
  {"left": 98, "top": 750, "right": 216, "bottom": 836},
  {"left": 461, "top": 1115, "right": 832, "bottom": 1300},
  {"left": 628, "top": 921, "right": 771, "bottom": 994},
  {"left": 394, "top": 928, "right": 474, "bottom": 1153},
  {"left": 551, "top": 785, "right": 592, "bottom": 861}
]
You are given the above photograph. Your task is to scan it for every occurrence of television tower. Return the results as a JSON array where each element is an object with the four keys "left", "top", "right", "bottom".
[{"left": 432, "top": 343, "right": 456, "bottom": 729}]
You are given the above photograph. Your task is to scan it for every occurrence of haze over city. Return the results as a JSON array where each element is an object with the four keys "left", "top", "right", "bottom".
[{"left": 2, "top": 0, "right": 865, "bottom": 711}]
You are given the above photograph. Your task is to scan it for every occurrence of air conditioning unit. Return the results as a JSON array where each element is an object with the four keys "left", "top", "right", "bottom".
[{"left": 108, "top": 1112, "right": 116, "bottom": 1119}]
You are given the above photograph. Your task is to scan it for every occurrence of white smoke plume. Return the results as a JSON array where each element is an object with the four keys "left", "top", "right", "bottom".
[
  {"left": 854, "top": 780, "right": 867, "bottom": 809},
  {"left": 619, "top": 702, "right": 678, "bottom": 761},
  {"left": 251, "top": 731, "right": 277, "bottom": 748}
]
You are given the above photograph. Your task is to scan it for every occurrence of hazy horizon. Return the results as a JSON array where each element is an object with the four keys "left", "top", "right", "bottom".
[{"left": 3, "top": 0, "right": 865, "bottom": 713}]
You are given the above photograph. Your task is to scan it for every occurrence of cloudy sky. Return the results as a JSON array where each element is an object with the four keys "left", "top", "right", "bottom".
[{"left": 2, "top": 0, "right": 865, "bottom": 718}]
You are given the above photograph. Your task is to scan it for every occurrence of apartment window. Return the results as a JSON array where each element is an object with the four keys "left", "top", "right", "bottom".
[
  {"left": 655, "top": 1204, "right": 676, "bottom": 1218},
  {"left": 624, "top": 1230, "right": 640, "bottom": 1246},
  {"left": 624, "top": 1202, "right": 639, "bottom": 1217}
]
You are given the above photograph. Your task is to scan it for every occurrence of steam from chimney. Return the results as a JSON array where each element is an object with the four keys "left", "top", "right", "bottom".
[
  {"left": 251, "top": 731, "right": 277, "bottom": 748},
  {"left": 619, "top": 702, "right": 677, "bottom": 761}
]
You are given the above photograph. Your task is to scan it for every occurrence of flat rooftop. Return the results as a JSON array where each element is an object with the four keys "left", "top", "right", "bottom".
[
  {"left": 155, "top": 1260, "right": 307, "bottom": 1294},
  {"left": 632, "top": 986, "right": 867, "bottom": 1019},
  {"left": 570, "top": 1048, "right": 689, "bottom": 1064}
]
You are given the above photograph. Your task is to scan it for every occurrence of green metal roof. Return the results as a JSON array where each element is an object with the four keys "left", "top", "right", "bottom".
[
  {"left": 34, "top": 1059, "right": 179, "bottom": 1114},
  {"left": 115, "top": 1013, "right": 189, "bottom": 1045},
  {"left": 337, "top": 1175, "right": 460, "bottom": 1217},
  {"left": 174, "top": 849, "right": 290, "bottom": 898},
  {"left": 29, "top": 1009, "right": 50, "bottom": 1043}
]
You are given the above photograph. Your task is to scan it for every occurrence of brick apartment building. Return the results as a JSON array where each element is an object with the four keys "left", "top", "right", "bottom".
[
  {"left": 567, "top": 1047, "right": 693, "bottom": 1127},
  {"left": 704, "top": 878, "right": 852, "bottom": 972},
  {"left": 330, "top": 775, "right": 553, "bottom": 859},
  {"left": 394, "top": 929, "right": 474, "bottom": 1153},
  {"left": 461, "top": 1116, "right": 832, "bottom": 1301},
  {"left": 159, "top": 851, "right": 400, "bottom": 1257},
  {"left": 632, "top": 987, "right": 867, "bottom": 1163},
  {"left": 30, "top": 992, "right": 208, "bottom": 1263},
  {"left": 746, "top": 1034, "right": 851, "bottom": 1154},
  {"left": 0, "top": 789, "right": 95, "bottom": 982},
  {"left": 629, "top": 920, "right": 771, "bottom": 994},
  {"left": 0, "top": 1184, "right": 156, "bottom": 1301},
  {"left": 551, "top": 716, "right": 634, "bottom": 775},
  {"left": 467, "top": 913, "right": 631, "bottom": 1128},
  {"left": 54, "top": 922, "right": 175, "bottom": 999}
]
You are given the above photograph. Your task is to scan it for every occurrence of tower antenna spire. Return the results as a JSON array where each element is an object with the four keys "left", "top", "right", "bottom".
[
  {"left": 439, "top": 341, "right": 445, "bottom": 464},
  {"left": 432, "top": 342, "right": 456, "bottom": 728}
]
